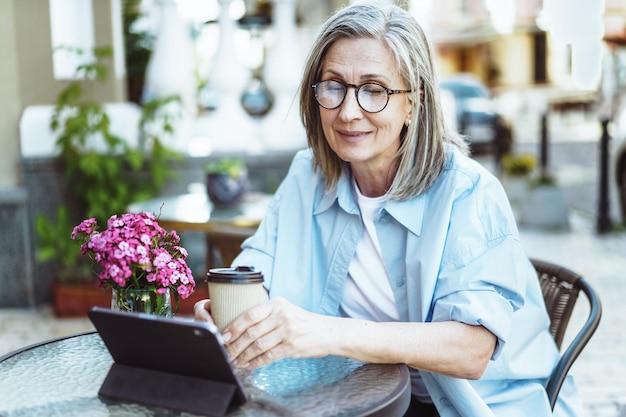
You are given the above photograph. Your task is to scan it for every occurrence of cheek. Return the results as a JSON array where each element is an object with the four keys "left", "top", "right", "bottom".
[
  {"left": 377, "top": 113, "right": 406, "bottom": 138},
  {"left": 320, "top": 111, "right": 334, "bottom": 139},
  {"left": 385, "top": 121, "right": 405, "bottom": 145}
]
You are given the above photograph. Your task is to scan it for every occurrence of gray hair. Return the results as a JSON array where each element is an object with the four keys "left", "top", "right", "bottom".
[{"left": 299, "top": 2, "right": 468, "bottom": 199}]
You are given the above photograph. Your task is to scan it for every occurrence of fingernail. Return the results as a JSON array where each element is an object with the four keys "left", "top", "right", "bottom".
[{"left": 222, "top": 332, "right": 232, "bottom": 343}]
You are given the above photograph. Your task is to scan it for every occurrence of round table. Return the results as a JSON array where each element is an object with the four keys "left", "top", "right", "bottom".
[{"left": 0, "top": 332, "right": 410, "bottom": 417}]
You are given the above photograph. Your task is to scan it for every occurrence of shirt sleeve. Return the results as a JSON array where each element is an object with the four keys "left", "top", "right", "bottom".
[
  {"left": 233, "top": 190, "right": 281, "bottom": 290},
  {"left": 430, "top": 238, "right": 530, "bottom": 359},
  {"left": 428, "top": 168, "right": 529, "bottom": 359}
]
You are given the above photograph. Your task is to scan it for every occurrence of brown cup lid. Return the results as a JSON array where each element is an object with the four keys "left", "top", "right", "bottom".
[{"left": 206, "top": 266, "right": 264, "bottom": 284}]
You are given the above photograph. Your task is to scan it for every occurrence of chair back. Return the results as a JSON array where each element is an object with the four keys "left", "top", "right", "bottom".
[
  {"left": 533, "top": 259, "right": 581, "bottom": 348},
  {"left": 530, "top": 258, "right": 602, "bottom": 409}
]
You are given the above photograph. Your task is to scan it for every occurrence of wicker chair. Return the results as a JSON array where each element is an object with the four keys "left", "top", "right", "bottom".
[{"left": 530, "top": 258, "right": 602, "bottom": 410}]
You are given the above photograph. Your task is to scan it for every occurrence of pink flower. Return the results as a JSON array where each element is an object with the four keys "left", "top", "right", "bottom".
[
  {"left": 176, "top": 284, "right": 192, "bottom": 299},
  {"left": 71, "top": 212, "right": 196, "bottom": 301},
  {"left": 153, "top": 250, "right": 172, "bottom": 268},
  {"left": 71, "top": 218, "right": 97, "bottom": 239}
]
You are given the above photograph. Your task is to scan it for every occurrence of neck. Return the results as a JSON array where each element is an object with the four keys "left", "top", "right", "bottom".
[{"left": 352, "top": 163, "right": 397, "bottom": 198}]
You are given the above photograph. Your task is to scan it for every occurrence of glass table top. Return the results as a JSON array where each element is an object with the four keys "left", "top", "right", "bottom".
[{"left": 0, "top": 332, "right": 410, "bottom": 417}]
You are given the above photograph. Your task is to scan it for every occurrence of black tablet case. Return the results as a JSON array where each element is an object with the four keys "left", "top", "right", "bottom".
[{"left": 88, "top": 307, "right": 247, "bottom": 416}]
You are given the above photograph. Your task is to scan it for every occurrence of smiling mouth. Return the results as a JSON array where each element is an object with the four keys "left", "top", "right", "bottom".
[{"left": 338, "top": 130, "right": 370, "bottom": 143}]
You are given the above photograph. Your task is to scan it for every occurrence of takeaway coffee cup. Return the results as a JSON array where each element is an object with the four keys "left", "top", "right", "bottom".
[{"left": 206, "top": 266, "right": 265, "bottom": 331}]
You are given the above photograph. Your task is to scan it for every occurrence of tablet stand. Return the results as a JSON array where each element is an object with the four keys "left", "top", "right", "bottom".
[{"left": 98, "top": 363, "right": 239, "bottom": 417}]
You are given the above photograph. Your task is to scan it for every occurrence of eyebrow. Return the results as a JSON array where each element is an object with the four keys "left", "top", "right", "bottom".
[{"left": 322, "top": 68, "right": 392, "bottom": 84}]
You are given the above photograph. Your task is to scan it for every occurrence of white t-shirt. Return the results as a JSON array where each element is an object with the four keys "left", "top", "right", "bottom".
[
  {"left": 341, "top": 182, "right": 430, "bottom": 402},
  {"left": 341, "top": 184, "right": 400, "bottom": 322}
]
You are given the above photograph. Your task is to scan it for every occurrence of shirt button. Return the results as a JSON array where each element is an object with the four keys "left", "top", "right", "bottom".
[
  {"left": 396, "top": 278, "right": 405, "bottom": 286},
  {"left": 439, "top": 397, "right": 451, "bottom": 407}
]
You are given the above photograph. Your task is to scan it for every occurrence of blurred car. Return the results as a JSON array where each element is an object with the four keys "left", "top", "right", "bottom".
[{"left": 439, "top": 73, "right": 512, "bottom": 156}]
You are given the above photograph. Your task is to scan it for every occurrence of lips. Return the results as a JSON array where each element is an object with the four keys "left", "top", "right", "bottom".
[{"left": 337, "top": 129, "right": 371, "bottom": 143}]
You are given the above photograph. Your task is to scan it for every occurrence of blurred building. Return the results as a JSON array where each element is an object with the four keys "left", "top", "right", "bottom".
[{"left": 424, "top": 0, "right": 626, "bottom": 90}]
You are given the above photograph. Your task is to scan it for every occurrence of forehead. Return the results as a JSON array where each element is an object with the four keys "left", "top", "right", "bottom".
[{"left": 321, "top": 37, "right": 400, "bottom": 81}]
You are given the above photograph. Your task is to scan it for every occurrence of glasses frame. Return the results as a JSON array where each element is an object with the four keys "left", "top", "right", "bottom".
[{"left": 312, "top": 80, "right": 412, "bottom": 113}]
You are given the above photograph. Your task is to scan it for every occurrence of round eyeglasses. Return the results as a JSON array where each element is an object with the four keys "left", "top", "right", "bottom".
[{"left": 312, "top": 80, "right": 412, "bottom": 113}]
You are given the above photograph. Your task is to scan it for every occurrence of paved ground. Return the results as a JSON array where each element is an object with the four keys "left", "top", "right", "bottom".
[{"left": 1, "top": 92, "right": 625, "bottom": 416}]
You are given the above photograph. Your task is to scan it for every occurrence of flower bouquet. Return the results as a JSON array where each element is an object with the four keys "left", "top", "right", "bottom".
[{"left": 71, "top": 212, "right": 195, "bottom": 316}]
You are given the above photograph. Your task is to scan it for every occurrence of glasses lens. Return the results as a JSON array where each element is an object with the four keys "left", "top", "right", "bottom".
[
  {"left": 357, "top": 83, "right": 389, "bottom": 113},
  {"left": 315, "top": 81, "right": 345, "bottom": 109}
]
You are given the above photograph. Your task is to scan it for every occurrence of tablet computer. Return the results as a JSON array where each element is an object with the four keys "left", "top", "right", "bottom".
[{"left": 88, "top": 307, "right": 247, "bottom": 416}]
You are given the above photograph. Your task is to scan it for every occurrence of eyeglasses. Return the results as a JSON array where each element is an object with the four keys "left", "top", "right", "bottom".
[{"left": 312, "top": 80, "right": 412, "bottom": 113}]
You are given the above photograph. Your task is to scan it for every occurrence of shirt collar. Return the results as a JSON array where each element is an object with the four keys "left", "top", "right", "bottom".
[
  {"left": 314, "top": 167, "right": 360, "bottom": 216},
  {"left": 314, "top": 166, "right": 426, "bottom": 237},
  {"left": 384, "top": 197, "right": 425, "bottom": 237},
  {"left": 386, "top": 146, "right": 454, "bottom": 237}
]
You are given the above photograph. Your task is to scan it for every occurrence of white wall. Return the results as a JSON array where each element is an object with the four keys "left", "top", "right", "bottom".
[{"left": 0, "top": 0, "right": 21, "bottom": 189}]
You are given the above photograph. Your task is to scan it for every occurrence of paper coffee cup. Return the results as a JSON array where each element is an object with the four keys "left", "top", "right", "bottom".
[{"left": 206, "top": 266, "right": 265, "bottom": 331}]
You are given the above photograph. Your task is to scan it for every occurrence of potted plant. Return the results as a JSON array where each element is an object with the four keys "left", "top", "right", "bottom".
[
  {"left": 519, "top": 172, "right": 571, "bottom": 230},
  {"left": 500, "top": 152, "right": 536, "bottom": 207},
  {"left": 34, "top": 45, "right": 182, "bottom": 316},
  {"left": 35, "top": 206, "right": 112, "bottom": 316},
  {"left": 204, "top": 157, "right": 249, "bottom": 208}
]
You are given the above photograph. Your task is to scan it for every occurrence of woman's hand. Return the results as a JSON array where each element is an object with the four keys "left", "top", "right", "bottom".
[
  {"left": 211, "top": 296, "right": 496, "bottom": 379},
  {"left": 223, "top": 297, "right": 334, "bottom": 370},
  {"left": 193, "top": 299, "right": 215, "bottom": 324}
]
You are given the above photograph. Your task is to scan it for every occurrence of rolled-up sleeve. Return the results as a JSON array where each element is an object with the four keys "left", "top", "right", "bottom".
[{"left": 431, "top": 237, "right": 529, "bottom": 359}]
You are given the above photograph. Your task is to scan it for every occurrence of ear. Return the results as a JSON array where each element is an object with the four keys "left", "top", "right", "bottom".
[{"left": 404, "top": 96, "right": 413, "bottom": 127}]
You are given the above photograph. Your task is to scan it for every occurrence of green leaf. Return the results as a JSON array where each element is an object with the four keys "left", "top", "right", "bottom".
[
  {"left": 34, "top": 206, "right": 83, "bottom": 275},
  {"left": 126, "top": 149, "right": 144, "bottom": 170},
  {"left": 204, "top": 157, "right": 246, "bottom": 178}
]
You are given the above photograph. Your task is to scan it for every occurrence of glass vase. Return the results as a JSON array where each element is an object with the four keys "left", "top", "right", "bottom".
[{"left": 111, "top": 288, "right": 173, "bottom": 318}]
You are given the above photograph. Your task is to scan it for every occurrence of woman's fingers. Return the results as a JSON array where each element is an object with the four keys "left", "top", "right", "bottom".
[
  {"left": 224, "top": 301, "right": 277, "bottom": 362},
  {"left": 231, "top": 321, "right": 285, "bottom": 368},
  {"left": 224, "top": 297, "right": 330, "bottom": 369},
  {"left": 193, "top": 299, "right": 214, "bottom": 324}
]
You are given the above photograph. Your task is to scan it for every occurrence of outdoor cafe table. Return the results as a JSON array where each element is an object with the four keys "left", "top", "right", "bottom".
[
  {"left": 127, "top": 191, "right": 270, "bottom": 233},
  {"left": 128, "top": 191, "right": 270, "bottom": 268},
  {"left": 0, "top": 332, "right": 411, "bottom": 417}
]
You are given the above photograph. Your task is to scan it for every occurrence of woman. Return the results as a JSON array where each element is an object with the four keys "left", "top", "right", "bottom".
[{"left": 195, "top": 3, "right": 582, "bottom": 416}]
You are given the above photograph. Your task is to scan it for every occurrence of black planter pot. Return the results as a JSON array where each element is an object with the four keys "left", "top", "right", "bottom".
[{"left": 206, "top": 171, "right": 249, "bottom": 208}]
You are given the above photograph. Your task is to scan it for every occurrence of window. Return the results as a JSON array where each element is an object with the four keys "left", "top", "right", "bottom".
[{"left": 49, "top": 0, "right": 95, "bottom": 80}]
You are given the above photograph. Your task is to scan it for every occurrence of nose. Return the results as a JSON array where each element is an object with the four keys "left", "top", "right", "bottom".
[{"left": 338, "top": 86, "right": 363, "bottom": 121}]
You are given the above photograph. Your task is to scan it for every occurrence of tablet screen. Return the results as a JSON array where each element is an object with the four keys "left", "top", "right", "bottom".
[{"left": 88, "top": 307, "right": 247, "bottom": 406}]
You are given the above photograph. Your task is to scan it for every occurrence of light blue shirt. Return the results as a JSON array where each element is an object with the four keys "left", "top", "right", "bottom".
[{"left": 233, "top": 148, "right": 582, "bottom": 416}]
